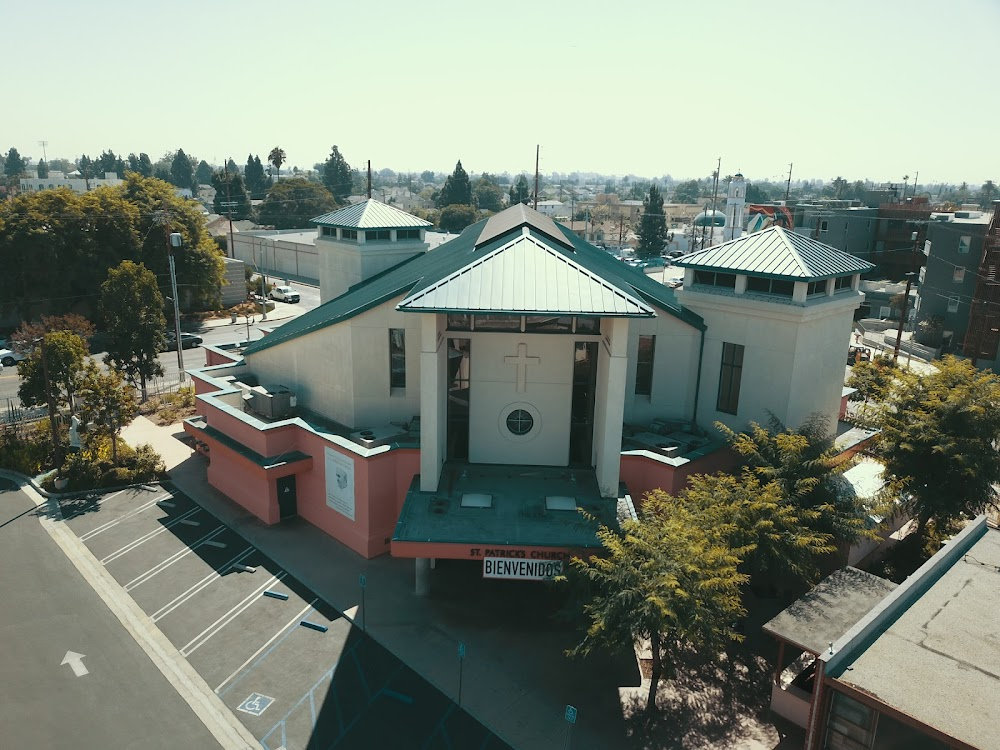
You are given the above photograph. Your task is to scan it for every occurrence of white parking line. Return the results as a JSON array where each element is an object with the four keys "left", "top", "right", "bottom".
[
  {"left": 61, "top": 488, "right": 130, "bottom": 522},
  {"left": 214, "top": 599, "right": 318, "bottom": 694},
  {"left": 123, "top": 526, "right": 226, "bottom": 591},
  {"left": 79, "top": 492, "right": 175, "bottom": 540},
  {"left": 179, "top": 519, "right": 200, "bottom": 527},
  {"left": 180, "top": 573, "right": 286, "bottom": 657},
  {"left": 151, "top": 548, "right": 255, "bottom": 622},
  {"left": 99, "top": 508, "right": 200, "bottom": 564}
]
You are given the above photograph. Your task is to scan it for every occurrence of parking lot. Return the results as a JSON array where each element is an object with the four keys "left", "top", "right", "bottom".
[{"left": 58, "top": 484, "right": 511, "bottom": 750}]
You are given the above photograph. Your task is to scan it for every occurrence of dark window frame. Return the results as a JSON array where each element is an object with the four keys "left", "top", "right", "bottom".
[
  {"left": 717, "top": 342, "right": 744, "bottom": 415},
  {"left": 635, "top": 335, "right": 656, "bottom": 396},
  {"left": 389, "top": 328, "right": 406, "bottom": 390},
  {"left": 341, "top": 228, "right": 358, "bottom": 240}
]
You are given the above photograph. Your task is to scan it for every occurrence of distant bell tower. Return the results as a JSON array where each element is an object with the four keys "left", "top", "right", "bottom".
[{"left": 724, "top": 173, "right": 746, "bottom": 241}]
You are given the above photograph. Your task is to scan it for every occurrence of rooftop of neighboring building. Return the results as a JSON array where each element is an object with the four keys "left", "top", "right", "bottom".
[
  {"left": 929, "top": 209, "right": 993, "bottom": 225},
  {"left": 827, "top": 521, "right": 1000, "bottom": 750}
]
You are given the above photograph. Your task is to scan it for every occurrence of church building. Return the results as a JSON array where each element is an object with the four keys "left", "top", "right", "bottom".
[{"left": 185, "top": 200, "right": 872, "bottom": 588}]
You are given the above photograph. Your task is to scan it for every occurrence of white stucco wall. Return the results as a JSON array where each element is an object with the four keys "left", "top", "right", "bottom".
[
  {"left": 245, "top": 295, "right": 422, "bottom": 429},
  {"left": 677, "top": 287, "right": 863, "bottom": 434},
  {"left": 468, "top": 333, "right": 575, "bottom": 466},
  {"left": 623, "top": 306, "right": 701, "bottom": 426},
  {"left": 317, "top": 236, "right": 427, "bottom": 303}
]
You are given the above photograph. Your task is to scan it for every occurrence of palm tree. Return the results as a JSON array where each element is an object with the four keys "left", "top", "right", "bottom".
[
  {"left": 268, "top": 147, "right": 286, "bottom": 184},
  {"left": 902, "top": 174, "right": 910, "bottom": 199}
]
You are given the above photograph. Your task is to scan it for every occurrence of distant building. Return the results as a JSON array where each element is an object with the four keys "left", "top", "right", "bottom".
[
  {"left": 19, "top": 170, "right": 123, "bottom": 194},
  {"left": 535, "top": 199, "right": 564, "bottom": 218}
]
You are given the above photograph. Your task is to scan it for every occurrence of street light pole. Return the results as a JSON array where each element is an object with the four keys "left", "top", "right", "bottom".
[{"left": 168, "top": 232, "right": 186, "bottom": 382}]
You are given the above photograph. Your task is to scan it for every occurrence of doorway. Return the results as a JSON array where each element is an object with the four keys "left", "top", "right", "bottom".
[{"left": 277, "top": 474, "right": 297, "bottom": 519}]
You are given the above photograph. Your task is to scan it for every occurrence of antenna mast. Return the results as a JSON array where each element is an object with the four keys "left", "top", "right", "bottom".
[{"left": 533, "top": 145, "right": 540, "bottom": 210}]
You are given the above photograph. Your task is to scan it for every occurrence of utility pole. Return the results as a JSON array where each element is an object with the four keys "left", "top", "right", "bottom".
[
  {"left": 39, "top": 334, "right": 62, "bottom": 470},
  {"left": 710, "top": 158, "right": 721, "bottom": 246},
  {"left": 166, "top": 222, "right": 186, "bottom": 382},
  {"left": 367, "top": 160, "right": 372, "bottom": 199},
  {"left": 893, "top": 274, "right": 916, "bottom": 362},
  {"left": 533, "top": 145, "right": 540, "bottom": 210},
  {"left": 785, "top": 162, "right": 793, "bottom": 202},
  {"left": 223, "top": 158, "right": 235, "bottom": 259},
  {"left": 38, "top": 140, "right": 48, "bottom": 163},
  {"left": 912, "top": 170, "right": 919, "bottom": 200}
]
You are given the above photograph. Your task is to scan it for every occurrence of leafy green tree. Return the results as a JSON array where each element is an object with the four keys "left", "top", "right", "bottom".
[
  {"left": 875, "top": 355, "right": 1000, "bottom": 538},
  {"left": 211, "top": 170, "right": 250, "bottom": 220},
  {"left": 48, "top": 158, "right": 74, "bottom": 173},
  {"left": 4, "top": 147, "right": 27, "bottom": 184},
  {"left": 257, "top": 178, "right": 336, "bottom": 229},
  {"left": 473, "top": 178, "right": 503, "bottom": 212},
  {"left": 195, "top": 160, "right": 214, "bottom": 186},
  {"left": 846, "top": 356, "right": 897, "bottom": 407},
  {"left": 78, "top": 364, "right": 138, "bottom": 465},
  {"left": 717, "top": 414, "right": 873, "bottom": 547},
  {"left": 566, "top": 492, "right": 746, "bottom": 712},
  {"left": 100, "top": 261, "right": 166, "bottom": 402},
  {"left": 420, "top": 170, "right": 435, "bottom": 183},
  {"left": 36, "top": 159, "right": 49, "bottom": 179},
  {"left": 169, "top": 149, "right": 195, "bottom": 191},
  {"left": 509, "top": 175, "right": 530, "bottom": 205},
  {"left": 635, "top": 184, "right": 668, "bottom": 259},
  {"left": 437, "top": 160, "right": 473, "bottom": 207},
  {"left": 680, "top": 471, "right": 835, "bottom": 588},
  {"left": 321, "top": 145, "right": 353, "bottom": 204},
  {"left": 119, "top": 173, "right": 224, "bottom": 310},
  {"left": 245, "top": 154, "right": 268, "bottom": 200},
  {"left": 17, "top": 329, "right": 91, "bottom": 411},
  {"left": 672, "top": 179, "right": 700, "bottom": 204},
  {"left": 95, "top": 150, "right": 125, "bottom": 178},
  {"left": 438, "top": 204, "right": 478, "bottom": 233},
  {"left": 268, "top": 146, "right": 286, "bottom": 183},
  {"left": 126, "top": 152, "right": 153, "bottom": 177},
  {"left": 979, "top": 180, "right": 998, "bottom": 209}
]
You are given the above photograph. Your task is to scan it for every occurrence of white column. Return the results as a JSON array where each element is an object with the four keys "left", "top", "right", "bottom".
[
  {"left": 419, "top": 314, "right": 446, "bottom": 492},
  {"left": 415, "top": 558, "right": 431, "bottom": 596},
  {"left": 592, "top": 318, "right": 629, "bottom": 498}
]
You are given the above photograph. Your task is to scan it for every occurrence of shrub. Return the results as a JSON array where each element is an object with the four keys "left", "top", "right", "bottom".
[
  {"left": 44, "top": 438, "right": 167, "bottom": 492},
  {"left": 0, "top": 423, "right": 51, "bottom": 475}
]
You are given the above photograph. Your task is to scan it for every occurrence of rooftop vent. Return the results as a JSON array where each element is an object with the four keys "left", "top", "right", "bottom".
[
  {"left": 461, "top": 493, "right": 493, "bottom": 509},
  {"left": 545, "top": 496, "right": 578, "bottom": 511},
  {"left": 350, "top": 424, "right": 408, "bottom": 449}
]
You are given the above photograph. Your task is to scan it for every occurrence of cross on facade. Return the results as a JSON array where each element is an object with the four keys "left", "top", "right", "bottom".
[{"left": 504, "top": 343, "right": 540, "bottom": 393}]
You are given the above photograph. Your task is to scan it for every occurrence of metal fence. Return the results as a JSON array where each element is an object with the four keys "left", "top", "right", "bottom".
[
  {"left": 144, "top": 375, "right": 190, "bottom": 399},
  {"left": 0, "top": 400, "right": 47, "bottom": 427}
]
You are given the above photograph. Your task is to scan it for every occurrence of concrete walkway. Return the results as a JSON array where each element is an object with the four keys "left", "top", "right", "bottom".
[{"left": 120, "top": 417, "right": 639, "bottom": 750}]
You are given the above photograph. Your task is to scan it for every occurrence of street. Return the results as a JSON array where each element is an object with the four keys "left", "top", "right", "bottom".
[
  {"left": 0, "top": 280, "right": 320, "bottom": 410},
  {"left": 0, "top": 479, "right": 224, "bottom": 749}
]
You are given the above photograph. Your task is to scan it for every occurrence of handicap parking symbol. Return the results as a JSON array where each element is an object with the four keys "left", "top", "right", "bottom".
[{"left": 237, "top": 692, "right": 275, "bottom": 717}]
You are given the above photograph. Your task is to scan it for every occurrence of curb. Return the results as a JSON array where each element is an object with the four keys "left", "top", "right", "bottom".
[{"left": 0, "top": 469, "right": 167, "bottom": 501}]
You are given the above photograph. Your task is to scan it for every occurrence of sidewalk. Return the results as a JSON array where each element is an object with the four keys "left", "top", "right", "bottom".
[
  {"left": 119, "top": 417, "right": 636, "bottom": 750},
  {"left": 188, "top": 300, "right": 309, "bottom": 333}
]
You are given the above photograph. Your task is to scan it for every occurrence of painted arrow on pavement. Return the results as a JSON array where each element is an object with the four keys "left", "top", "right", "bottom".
[{"left": 61, "top": 651, "right": 89, "bottom": 677}]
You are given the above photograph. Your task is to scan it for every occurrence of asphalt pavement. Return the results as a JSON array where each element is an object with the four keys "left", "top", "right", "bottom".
[{"left": 0, "top": 479, "right": 224, "bottom": 750}]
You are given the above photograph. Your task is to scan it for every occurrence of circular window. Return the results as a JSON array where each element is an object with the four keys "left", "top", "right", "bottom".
[{"left": 505, "top": 409, "right": 534, "bottom": 436}]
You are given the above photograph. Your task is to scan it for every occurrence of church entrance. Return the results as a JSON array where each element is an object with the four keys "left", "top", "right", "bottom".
[{"left": 569, "top": 342, "right": 598, "bottom": 466}]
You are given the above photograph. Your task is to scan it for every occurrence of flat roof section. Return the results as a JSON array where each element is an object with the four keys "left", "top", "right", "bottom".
[
  {"left": 392, "top": 463, "right": 620, "bottom": 549},
  {"left": 835, "top": 528, "right": 1000, "bottom": 750},
  {"left": 763, "top": 567, "right": 896, "bottom": 655}
]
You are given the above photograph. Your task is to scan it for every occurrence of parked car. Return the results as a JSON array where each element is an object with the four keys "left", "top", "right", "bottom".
[
  {"left": 163, "top": 333, "right": 204, "bottom": 352},
  {"left": 0, "top": 347, "right": 26, "bottom": 368},
  {"left": 664, "top": 250, "right": 686, "bottom": 260},
  {"left": 269, "top": 285, "right": 300, "bottom": 303},
  {"left": 847, "top": 345, "right": 872, "bottom": 365}
]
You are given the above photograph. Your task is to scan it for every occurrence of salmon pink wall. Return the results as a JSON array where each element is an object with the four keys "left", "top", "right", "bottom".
[
  {"left": 206, "top": 448, "right": 277, "bottom": 524},
  {"left": 201, "top": 400, "right": 270, "bottom": 457},
  {"left": 620, "top": 447, "right": 741, "bottom": 504}
]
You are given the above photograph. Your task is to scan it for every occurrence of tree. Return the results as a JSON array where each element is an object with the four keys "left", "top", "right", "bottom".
[
  {"left": 718, "top": 414, "right": 873, "bottom": 547},
  {"left": 438, "top": 204, "right": 478, "bottom": 233},
  {"left": 635, "top": 185, "right": 668, "bottom": 259},
  {"left": 437, "top": 160, "right": 473, "bottom": 207},
  {"left": 679, "top": 471, "right": 835, "bottom": 588},
  {"left": 169, "top": 149, "right": 195, "bottom": 191},
  {"left": 4, "top": 147, "right": 27, "bottom": 184},
  {"left": 508, "top": 175, "right": 530, "bottom": 206},
  {"left": 211, "top": 170, "right": 250, "bottom": 220},
  {"left": 473, "top": 178, "right": 504, "bottom": 212},
  {"left": 672, "top": 179, "right": 700, "bottom": 204},
  {"left": 566, "top": 492, "right": 746, "bottom": 712},
  {"left": 321, "top": 145, "right": 353, "bottom": 204},
  {"left": 846, "top": 356, "right": 897, "bottom": 407},
  {"left": 420, "top": 170, "right": 436, "bottom": 183},
  {"left": 100, "top": 261, "right": 166, "bottom": 402},
  {"left": 126, "top": 152, "right": 153, "bottom": 177},
  {"left": 268, "top": 146, "right": 286, "bottom": 183},
  {"left": 36, "top": 159, "right": 48, "bottom": 179},
  {"left": 78, "top": 365, "right": 137, "bottom": 465},
  {"left": 16, "top": 330, "right": 89, "bottom": 411},
  {"left": 95, "top": 150, "right": 125, "bottom": 178},
  {"left": 979, "top": 180, "right": 998, "bottom": 209},
  {"left": 875, "top": 356, "right": 1000, "bottom": 538},
  {"left": 195, "top": 160, "right": 214, "bottom": 186},
  {"left": 257, "top": 178, "right": 336, "bottom": 230},
  {"left": 245, "top": 154, "right": 268, "bottom": 200},
  {"left": 744, "top": 182, "right": 769, "bottom": 204}
]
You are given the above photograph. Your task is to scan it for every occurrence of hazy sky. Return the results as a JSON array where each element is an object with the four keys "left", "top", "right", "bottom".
[{"left": 5, "top": 0, "right": 998, "bottom": 184}]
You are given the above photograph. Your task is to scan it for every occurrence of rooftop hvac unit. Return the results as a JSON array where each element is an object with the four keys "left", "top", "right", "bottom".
[
  {"left": 250, "top": 384, "right": 297, "bottom": 419},
  {"left": 350, "top": 424, "right": 409, "bottom": 449}
]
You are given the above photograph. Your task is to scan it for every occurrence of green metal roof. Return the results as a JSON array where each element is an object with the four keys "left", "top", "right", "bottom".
[
  {"left": 676, "top": 226, "right": 875, "bottom": 280},
  {"left": 311, "top": 198, "right": 432, "bottom": 230},
  {"left": 244, "top": 205, "right": 704, "bottom": 357}
]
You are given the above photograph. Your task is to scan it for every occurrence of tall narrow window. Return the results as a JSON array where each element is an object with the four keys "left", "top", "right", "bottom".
[
  {"left": 958, "top": 235, "right": 971, "bottom": 254},
  {"left": 953, "top": 266, "right": 966, "bottom": 283},
  {"left": 635, "top": 335, "right": 656, "bottom": 396},
  {"left": 717, "top": 342, "right": 744, "bottom": 415},
  {"left": 389, "top": 328, "right": 406, "bottom": 390}
]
